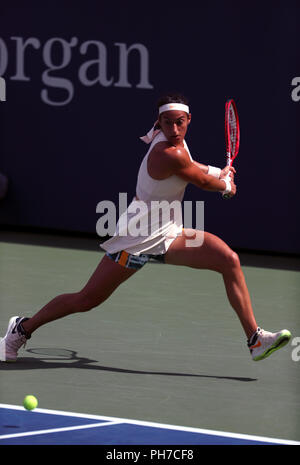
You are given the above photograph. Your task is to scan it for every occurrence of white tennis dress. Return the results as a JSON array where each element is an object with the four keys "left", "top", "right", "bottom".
[{"left": 101, "top": 131, "right": 193, "bottom": 256}]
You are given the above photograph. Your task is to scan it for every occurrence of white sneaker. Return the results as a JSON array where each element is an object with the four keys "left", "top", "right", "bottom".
[
  {"left": 0, "top": 316, "right": 31, "bottom": 362},
  {"left": 248, "top": 327, "right": 291, "bottom": 361}
]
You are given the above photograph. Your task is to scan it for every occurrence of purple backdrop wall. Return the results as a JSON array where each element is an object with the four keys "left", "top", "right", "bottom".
[{"left": 0, "top": 3, "right": 299, "bottom": 253}]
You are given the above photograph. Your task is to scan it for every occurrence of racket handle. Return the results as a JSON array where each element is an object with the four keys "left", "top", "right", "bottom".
[{"left": 226, "top": 152, "right": 231, "bottom": 167}]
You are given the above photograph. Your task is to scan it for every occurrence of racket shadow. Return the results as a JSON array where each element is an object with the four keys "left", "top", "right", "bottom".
[{"left": 0, "top": 347, "right": 257, "bottom": 382}]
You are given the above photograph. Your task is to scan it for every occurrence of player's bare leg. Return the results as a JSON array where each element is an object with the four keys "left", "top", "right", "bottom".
[
  {"left": 165, "top": 229, "right": 258, "bottom": 339},
  {"left": 22, "top": 254, "right": 137, "bottom": 335},
  {"left": 0, "top": 255, "right": 137, "bottom": 361}
]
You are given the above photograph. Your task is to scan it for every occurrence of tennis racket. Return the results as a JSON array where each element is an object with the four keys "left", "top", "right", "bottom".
[{"left": 223, "top": 98, "right": 240, "bottom": 199}]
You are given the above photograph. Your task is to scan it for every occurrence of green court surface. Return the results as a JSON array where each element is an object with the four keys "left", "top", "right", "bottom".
[{"left": 0, "top": 232, "right": 299, "bottom": 443}]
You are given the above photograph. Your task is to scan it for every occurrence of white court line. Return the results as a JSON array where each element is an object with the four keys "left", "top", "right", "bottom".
[
  {"left": 0, "top": 420, "right": 121, "bottom": 441},
  {"left": 0, "top": 403, "right": 299, "bottom": 445}
]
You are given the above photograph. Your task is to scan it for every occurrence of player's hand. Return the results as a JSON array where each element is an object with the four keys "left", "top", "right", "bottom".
[
  {"left": 220, "top": 166, "right": 236, "bottom": 198},
  {"left": 220, "top": 165, "right": 236, "bottom": 181},
  {"left": 220, "top": 167, "right": 236, "bottom": 198},
  {"left": 222, "top": 179, "right": 236, "bottom": 198}
]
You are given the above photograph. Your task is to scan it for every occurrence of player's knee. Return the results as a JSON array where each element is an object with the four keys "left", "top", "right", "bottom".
[{"left": 226, "top": 250, "right": 240, "bottom": 270}]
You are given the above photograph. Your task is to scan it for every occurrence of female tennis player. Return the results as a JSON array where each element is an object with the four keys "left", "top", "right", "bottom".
[{"left": 0, "top": 93, "right": 291, "bottom": 363}]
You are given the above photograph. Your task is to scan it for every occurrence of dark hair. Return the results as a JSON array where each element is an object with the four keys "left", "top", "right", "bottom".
[{"left": 157, "top": 92, "right": 189, "bottom": 110}]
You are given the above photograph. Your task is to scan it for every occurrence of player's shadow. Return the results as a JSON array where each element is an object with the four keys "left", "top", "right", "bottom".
[{"left": 0, "top": 348, "right": 257, "bottom": 382}]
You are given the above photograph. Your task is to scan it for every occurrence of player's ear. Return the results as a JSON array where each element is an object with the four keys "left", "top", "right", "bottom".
[{"left": 187, "top": 113, "right": 191, "bottom": 125}]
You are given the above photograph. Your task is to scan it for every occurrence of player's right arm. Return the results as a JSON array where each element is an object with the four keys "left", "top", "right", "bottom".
[{"left": 159, "top": 145, "right": 236, "bottom": 195}]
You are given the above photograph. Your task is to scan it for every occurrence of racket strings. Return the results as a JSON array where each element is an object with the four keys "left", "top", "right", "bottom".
[{"left": 229, "top": 107, "right": 237, "bottom": 155}]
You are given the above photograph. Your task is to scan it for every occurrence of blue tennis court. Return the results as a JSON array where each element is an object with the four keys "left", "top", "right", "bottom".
[{"left": 0, "top": 404, "right": 299, "bottom": 446}]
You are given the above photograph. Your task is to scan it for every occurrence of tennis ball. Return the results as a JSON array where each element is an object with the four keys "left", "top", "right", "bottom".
[{"left": 23, "top": 395, "right": 38, "bottom": 411}]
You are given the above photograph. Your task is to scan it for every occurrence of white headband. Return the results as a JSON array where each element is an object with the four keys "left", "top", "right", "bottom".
[
  {"left": 159, "top": 103, "right": 190, "bottom": 115},
  {"left": 140, "top": 102, "right": 190, "bottom": 144}
]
